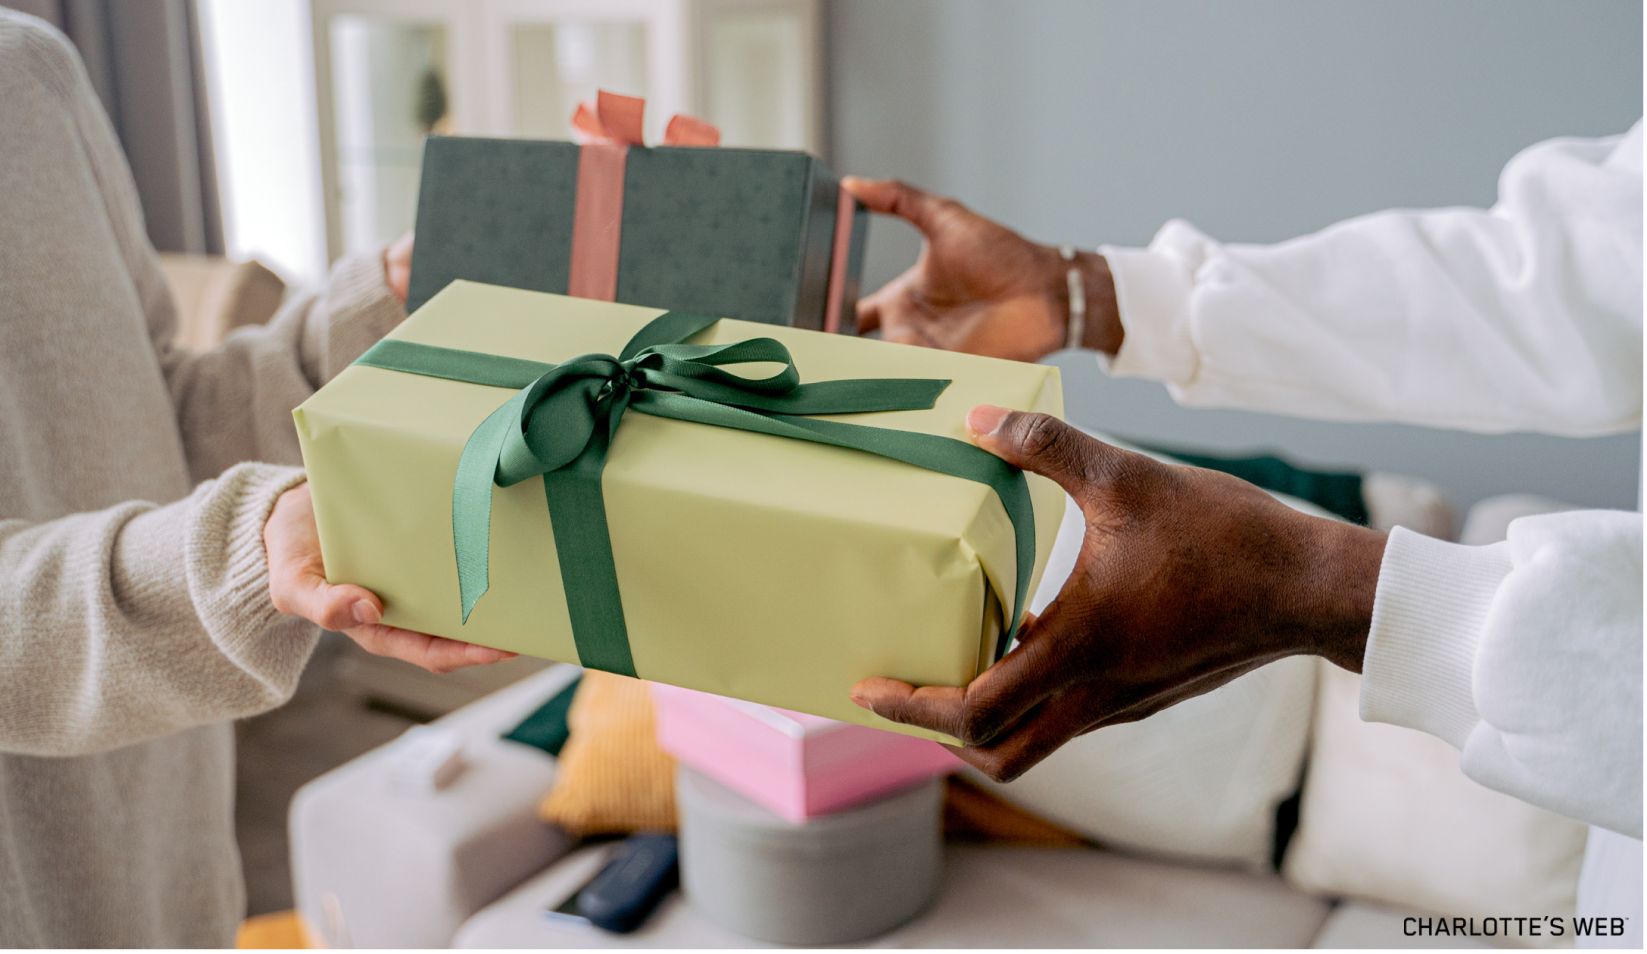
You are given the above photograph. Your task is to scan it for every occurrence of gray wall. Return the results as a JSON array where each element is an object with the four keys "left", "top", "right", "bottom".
[{"left": 828, "top": 0, "right": 1643, "bottom": 517}]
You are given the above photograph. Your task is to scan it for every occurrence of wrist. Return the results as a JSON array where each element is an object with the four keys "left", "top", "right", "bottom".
[
  {"left": 1285, "top": 516, "right": 1387, "bottom": 672},
  {"left": 1079, "top": 253, "right": 1123, "bottom": 354},
  {"left": 1045, "top": 248, "right": 1123, "bottom": 355}
]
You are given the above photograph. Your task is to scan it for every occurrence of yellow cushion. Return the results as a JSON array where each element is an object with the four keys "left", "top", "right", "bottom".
[
  {"left": 235, "top": 910, "right": 314, "bottom": 949},
  {"left": 538, "top": 671, "right": 678, "bottom": 835}
]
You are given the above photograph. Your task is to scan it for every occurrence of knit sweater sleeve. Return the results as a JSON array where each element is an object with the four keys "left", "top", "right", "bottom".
[
  {"left": 154, "top": 252, "right": 407, "bottom": 482},
  {"left": 0, "top": 464, "right": 319, "bottom": 757},
  {"left": 41, "top": 3, "right": 406, "bottom": 482},
  {"left": 0, "top": 15, "right": 345, "bottom": 757}
]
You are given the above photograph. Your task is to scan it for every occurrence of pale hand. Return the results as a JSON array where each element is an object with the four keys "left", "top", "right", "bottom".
[
  {"left": 384, "top": 233, "right": 414, "bottom": 306},
  {"left": 265, "top": 483, "right": 516, "bottom": 673}
]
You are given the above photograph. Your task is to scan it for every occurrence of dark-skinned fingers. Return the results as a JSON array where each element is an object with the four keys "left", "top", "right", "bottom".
[
  {"left": 849, "top": 679, "right": 966, "bottom": 737},
  {"left": 965, "top": 408, "right": 1117, "bottom": 500},
  {"left": 849, "top": 675, "right": 1050, "bottom": 747},
  {"left": 840, "top": 176, "right": 961, "bottom": 237},
  {"left": 941, "top": 609, "right": 1088, "bottom": 742},
  {"left": 854, "top": 291, "right": 882, "bottom": 334},
  {"left": 869, "top": 295, "right": 941, "bottom": 349},
  {"left": 954, "top": 690, "right": 1105, "bottom": 782},
  {"left": 963, "top": 666, "right": 1258, "bottom": 782},
  {"left": 882, "top": 324, "right": 936, "bottom": 349},
  {"left": 849, "top": 620, "right": 1075, "bottom": 746},
  {"left": 853, "top": 270, "right": 912, "bottom": 335}
]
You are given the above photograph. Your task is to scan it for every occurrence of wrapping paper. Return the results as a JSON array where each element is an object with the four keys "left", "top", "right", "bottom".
[{"left": 294, "top": 281, "right": 1064, "bottom": 740}]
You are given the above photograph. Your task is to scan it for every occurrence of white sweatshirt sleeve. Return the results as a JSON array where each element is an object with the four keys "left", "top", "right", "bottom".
[
  {"left": 1100, "top": 123, "right": 1642, "bottom": 436},
  {"left": 1362, "top": 513, "right": 1643, "bottom": 838},
  {"left": 1098, "top": 125, "right": 1644, "bottom": 836}
]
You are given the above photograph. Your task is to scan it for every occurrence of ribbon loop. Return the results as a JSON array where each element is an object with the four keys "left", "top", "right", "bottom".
[
  {"left": 352, "top": 311, "right": 1035, "bottom": 679},
  {"left": 570, "top": 90, "right": 721, "bottom": 149}
]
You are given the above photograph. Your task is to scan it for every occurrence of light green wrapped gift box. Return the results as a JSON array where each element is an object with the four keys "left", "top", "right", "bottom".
[{"left": 294, "top": 281, "right": 1064, "bottom": 741}]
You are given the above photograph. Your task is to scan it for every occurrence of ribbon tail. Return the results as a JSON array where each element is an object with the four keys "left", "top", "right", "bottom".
[
  {"left": 663, "top": 113, "right": 721, "bottom": 146},
  {"left": 540, "top": 400, "right": 638, "bottom": 678},
  {"left": 569, "top": 100, "right": 607, "bottom": 143},
  {"left": 453, "top": 392, "right": 530, "bottom": 622},
  {"left": 594, "top": 90, "right": 646, "bottom": 146}
]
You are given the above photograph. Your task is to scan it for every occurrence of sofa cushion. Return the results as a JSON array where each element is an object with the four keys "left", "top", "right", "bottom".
[
  {"left": 1310, "top": 901, "right": 1501, "bottom": 949},
  {"left": 539, "top": 671, "right": 680, "bottom": 835},
  {"left": 1283, "top": 660, "right": 1586, "bottom": 948}
]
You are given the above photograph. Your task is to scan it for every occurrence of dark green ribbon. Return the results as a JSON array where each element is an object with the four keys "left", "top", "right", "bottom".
[{"left": 354, "top": 311, "right": 1035, "bottom": 678}]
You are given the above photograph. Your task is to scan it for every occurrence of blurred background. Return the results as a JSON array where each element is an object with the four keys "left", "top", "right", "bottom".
[
  {"left": 5, "top": 0, "right": 1640, "bottom": 923},
  {"left": 11, "top": 0, "right": 1641, "bottom": 521}
]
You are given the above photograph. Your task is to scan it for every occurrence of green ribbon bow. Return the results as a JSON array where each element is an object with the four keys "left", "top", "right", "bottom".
[{"left": 353, "top": 310, "right": 1035, "bottom": 679}]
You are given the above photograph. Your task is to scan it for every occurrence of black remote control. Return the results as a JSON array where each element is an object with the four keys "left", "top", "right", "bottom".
[{"left": 576, "top": 832, "right": 679, "bottom": 934}]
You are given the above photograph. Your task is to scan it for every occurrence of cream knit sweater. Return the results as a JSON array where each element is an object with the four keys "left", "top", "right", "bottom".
[{"left": 0, "top": 12, "right": 405, "bottom": 946}]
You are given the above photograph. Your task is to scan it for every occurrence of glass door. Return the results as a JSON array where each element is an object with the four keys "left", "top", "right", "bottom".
[{"left": 329, "top": 16, "right": 450, "bottom": 255}]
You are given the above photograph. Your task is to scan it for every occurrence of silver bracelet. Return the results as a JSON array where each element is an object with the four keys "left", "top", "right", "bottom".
[{"left": 1061, "top": 245, "right": 1086, "bottom": 351}]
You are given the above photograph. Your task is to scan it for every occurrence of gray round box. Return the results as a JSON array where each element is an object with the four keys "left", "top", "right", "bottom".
[{"left": 676, "top": 765, "right": 944, "bottom": 945}]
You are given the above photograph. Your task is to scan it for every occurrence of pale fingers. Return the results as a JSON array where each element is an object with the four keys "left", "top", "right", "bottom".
[
  {"left": 268, "top": 558, "right": 379, "bottom": 632},
  {"left": 345, "top": 623, "right": 517, "bottom": 674}
]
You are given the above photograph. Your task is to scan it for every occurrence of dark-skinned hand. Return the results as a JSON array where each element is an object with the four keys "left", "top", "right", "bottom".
[
  {"left": 841, "top": 177, "right": 1123, "bottom": 361},
  {"left": 850, "top": 406, "right": 1387, "bottom": 782}
]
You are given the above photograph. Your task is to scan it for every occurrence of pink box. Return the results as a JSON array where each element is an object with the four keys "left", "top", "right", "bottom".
[{"left": 650, "top": 682, "right": 961, "bottom": 823}]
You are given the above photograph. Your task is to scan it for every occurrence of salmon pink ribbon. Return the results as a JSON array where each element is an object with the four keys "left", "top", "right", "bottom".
[
  {"left": 566, "top": 91, "right": 721, "bottom": 301},
  {"left": 570, "top": 90, "right": 721, "bottom": 147},
  {"left": 564, "top": 90, "right": 857, "bottom": 336}
]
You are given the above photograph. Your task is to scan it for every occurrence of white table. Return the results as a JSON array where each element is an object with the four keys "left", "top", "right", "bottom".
[{"left": 453, "top": 842, "right": 1334, "bottom": 948}]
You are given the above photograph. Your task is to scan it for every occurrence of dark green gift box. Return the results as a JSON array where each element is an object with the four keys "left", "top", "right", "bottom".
[{"left": 406, "top": 136, "right": 870, "bottom": 332}]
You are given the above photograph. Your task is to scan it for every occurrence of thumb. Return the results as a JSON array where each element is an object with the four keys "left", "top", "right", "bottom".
[
  {"left": 854, "top": 286, "right": 884, "bottom": 334},
  {"left": 268, "top": 549, "right": 385, "bottom": 633},
  {"left": 841, "top": 176, "right": 956, "bottom": 238},
  {"left": 966, "top": 405, "right": 1108, "bottom": 498}
]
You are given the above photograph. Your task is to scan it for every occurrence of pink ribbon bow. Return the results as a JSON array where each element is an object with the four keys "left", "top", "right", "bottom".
[
  {"left": 570, "top": 90, "right": 721, "bottom": 147},
  {"left": 564, "top": 90, "right": 856, "bottom": 334},
  {"left": 566, "top": 91, "right": 721, "bottom": 301}
]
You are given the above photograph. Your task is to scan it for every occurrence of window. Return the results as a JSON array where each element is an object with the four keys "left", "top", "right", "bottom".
[{"left": 307, "top": 0, "right": 821, "bottom": 266}]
